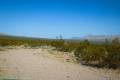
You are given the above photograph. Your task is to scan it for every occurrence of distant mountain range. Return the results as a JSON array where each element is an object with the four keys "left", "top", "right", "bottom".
[
  {"left": 84, "top": 35, "right": 120, "bottom": 39},
  {"left": 0, "top": 33, "right": 47, "bottom": 40},
  {"left": 71, "top": 34, "right": 120, "bottom": 43},
  {"left": 0, "top": 33, "right": 120, "bottom": 43}
]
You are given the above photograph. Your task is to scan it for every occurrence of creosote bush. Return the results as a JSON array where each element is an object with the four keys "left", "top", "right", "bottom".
[{"left": 74, "top": 38, "right": 120, "bottom": 69}]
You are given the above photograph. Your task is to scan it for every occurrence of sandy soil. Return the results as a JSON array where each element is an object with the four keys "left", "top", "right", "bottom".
[{"left": 0, "top": 48, "right": 119, "bottom": 80}]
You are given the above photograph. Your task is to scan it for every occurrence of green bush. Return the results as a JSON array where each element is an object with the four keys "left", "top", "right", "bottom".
[
  {"left": 103, "top": 44, "right": 120, "bottom": 68},
  {"left": 74, "top": 39, "right": 120, "bottom": 69}
]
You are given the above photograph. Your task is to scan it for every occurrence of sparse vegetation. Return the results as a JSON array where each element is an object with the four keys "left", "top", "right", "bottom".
[
  {"left": 74, "top": 38, "right": 120, "bottom": 69},
  {"left": 0, "top": 36, "right": 120, "bottom": 69}
]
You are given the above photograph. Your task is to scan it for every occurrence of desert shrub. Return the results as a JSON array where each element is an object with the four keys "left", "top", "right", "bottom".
[
  {"left": 74, "top": 45, "right": 106, "bottom": 66},
  {"left": 104, "top": 46, "right": 120, "bottom": 68},
  {"left": 103, "top": 39, "right": 120, "bottom": 69},
  {"left": 74, "top": 38, "right": 120, "bottom": 69},
  {"left": 50, "top": 39, "right": 65, "bottom": 51},
  {"left": 74, "top": 45, "right": 85, "bottom": 61},
  {"left": 82, "top": 46, "right": 106, "bottom": 66},
  {"left": 74, "top": 40, "right": 90, "bottom": 60}
]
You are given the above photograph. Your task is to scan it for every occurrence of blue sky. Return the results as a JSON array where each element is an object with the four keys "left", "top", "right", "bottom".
[{"left": 0, "top": 0, "right": 120, "bottom": 38}]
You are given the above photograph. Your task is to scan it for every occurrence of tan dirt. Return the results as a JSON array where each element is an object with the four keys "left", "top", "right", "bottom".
[{"left": 0, "top": 48, "right": 119, "bottom": 80}]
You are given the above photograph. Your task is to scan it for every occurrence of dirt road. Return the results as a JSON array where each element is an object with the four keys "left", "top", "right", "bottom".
[{"left": 0, "top": 48, "right": 119, "bottom": 80}]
